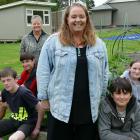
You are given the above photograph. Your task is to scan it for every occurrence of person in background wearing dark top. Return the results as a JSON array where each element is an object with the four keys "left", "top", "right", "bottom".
[
  {"left": 98, "top": 77, "right": 140, "bottom": 140},
  {"left": 17, "top": 52, "right": 37, "bottom": 97},
  {"left": 0, "top": 67, "right": 44, "bottom": 140},
  {"left": 20, "top": 15, "right": 47, "bottom": 62},
  {"left": 37, "top": 2, "right": 109, "bottom": 140}
]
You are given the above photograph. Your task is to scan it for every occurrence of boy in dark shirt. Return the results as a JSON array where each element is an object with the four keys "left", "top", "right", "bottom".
[{"left": 0, "top": 67, "right": 43, "bottom": 140}]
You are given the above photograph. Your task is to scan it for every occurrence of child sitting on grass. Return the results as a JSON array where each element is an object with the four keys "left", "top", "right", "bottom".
[
  {"left": 0, "top": 67, "right": 44, "bottom": 140},
  {"left": 98, "top": 77, "right": 140, "bottom": 140},
  {"left": 17, "top": 52, "right": 37, "bottom": 97}
]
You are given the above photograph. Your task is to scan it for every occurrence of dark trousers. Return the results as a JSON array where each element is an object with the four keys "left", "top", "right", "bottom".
[
  {"left": 47, "top": 112, "right": 100, "bottom": 140},
  {"left": 0, "top": 119, "right": 35, "bottom": 137}
]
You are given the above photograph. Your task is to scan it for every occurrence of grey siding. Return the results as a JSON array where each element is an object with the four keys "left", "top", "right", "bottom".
[
  {"left": 0, "top": 6, "right": 25, "bottom": 41},
  {"left": 109, "top": 1, "right": 140, "bottom": 25},
  {"left": 91, "top": 11, "right": 112, "bottom": 26},
  {"left": 52, "top": 10, "right": 63, "bottom": 32},
  {"left": 0, "top": 5, "right": 52, "bottom": 41}
]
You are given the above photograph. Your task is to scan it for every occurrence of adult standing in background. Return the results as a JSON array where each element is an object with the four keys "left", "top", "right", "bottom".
[
  {"left": 20, "top": 15, "right": 47, "bottom": 62},
  {"left": 37, "top": 2, "right": 109, "bottom": 140}
]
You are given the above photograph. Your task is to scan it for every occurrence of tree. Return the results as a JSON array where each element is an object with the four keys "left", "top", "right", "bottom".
[
  {"left": 51, "top": 0, "right": 61, "bottom": 11},
  {"left": 53, "top": 0, "right": 95, "bottom": 11},
  {"left": 85, "top": 0, "right": 95, "bottom": 10}
]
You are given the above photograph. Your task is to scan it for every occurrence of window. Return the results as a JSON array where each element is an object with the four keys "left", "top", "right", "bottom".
[{"left": 26, "top": 9, "right": 50, "bottom": 25}]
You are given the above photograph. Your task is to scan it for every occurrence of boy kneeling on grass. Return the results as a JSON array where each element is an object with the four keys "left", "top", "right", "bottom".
[
  {"left": 17, "top": 52, "right": 37, "bottom": 97},
  {"left": 98, "top": 77, "right": 140, "bottom": 140},
  {"left": 0, "top": 67, "right": 44, "bottom": 140}
]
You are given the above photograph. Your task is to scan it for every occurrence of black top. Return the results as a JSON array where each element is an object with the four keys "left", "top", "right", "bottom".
[
  {"left": 29, "top": 30, "right": 46, "bottom": 43},
  {"left": 2, "top": 86, "right": 39, "bottom": 124},
  {"left": 69, "top": 47, "right": 92, "bottom": 124}
]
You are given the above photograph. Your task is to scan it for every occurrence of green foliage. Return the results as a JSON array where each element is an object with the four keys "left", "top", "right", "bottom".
[
  {"left": 51, "top": 0, "right": 60, "bottom": 11},
  {"left": 98, "top": 27, "right": 140, "bottom": 77},
  {"left": 51, "top": 0, "right": 95, "bottom": 11},
  {"left": 0, "top": 0, "right": 20, "bottom": 6},
  {"left": 85, "top": 0, "right": 95, "bottom": 10}
]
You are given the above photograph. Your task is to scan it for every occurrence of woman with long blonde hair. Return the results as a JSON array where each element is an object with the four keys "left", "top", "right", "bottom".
[{"left": 37, "top": 2, "right": 109, "bottom": 140}]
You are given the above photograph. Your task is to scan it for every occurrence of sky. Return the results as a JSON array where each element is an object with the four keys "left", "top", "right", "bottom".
[{"left": 94, "top": 0, "right": 108, "bottom": 6}]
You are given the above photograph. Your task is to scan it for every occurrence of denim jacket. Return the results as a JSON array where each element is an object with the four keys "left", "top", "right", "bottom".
[{"left": 37, "top": 33, "right": 109, "bottom": 123}]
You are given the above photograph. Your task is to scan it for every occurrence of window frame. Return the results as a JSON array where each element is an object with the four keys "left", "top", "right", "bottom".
[{"left": 26, "top": 9, "right": 50, "bottom": 26}]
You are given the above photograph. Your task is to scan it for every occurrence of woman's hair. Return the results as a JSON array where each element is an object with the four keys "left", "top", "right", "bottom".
[
  {"left": 59, "top": 3, "right": 96, "bottom": 46},
  {"left": 20, "top": 52, "right": 35, "bottom": 62},
  {"left": 0, "top": 67, "right": 17, "bottom": 79},
  {"left": 108, "top": 77, "right": 132, "bottom": 94},
  {"left": 129, "top": 59, "right": 140, "bottom": 67}
]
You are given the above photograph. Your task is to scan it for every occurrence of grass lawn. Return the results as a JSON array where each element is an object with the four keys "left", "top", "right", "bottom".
[
  {"left": 97, "top": 27, "right": 140, "bottom": 75},
  {"left": 0, "top": 43, "right": 22, "bottom": 71},
  {"left": 0, "top": 43, "right": 22, "bottom": 90}
]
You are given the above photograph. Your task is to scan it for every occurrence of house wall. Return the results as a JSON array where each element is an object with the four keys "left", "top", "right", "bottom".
[
  {"left": 0, "top": 6, "right": 25, "bottom": 41},
  {"left": 91, "top": 10, "right": 112, "bottom": 26},
  {"left": 0, "top": 5, "right": 52, "bottom": 41},
  {"left": 109, "top": 1, "right": 140, "bottom": 26},
  {"left": 52, "top": 10, "right": 64, "bottom": 32}
]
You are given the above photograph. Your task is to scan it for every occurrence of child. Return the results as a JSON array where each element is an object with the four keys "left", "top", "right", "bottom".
[
  {"left": 17, "top": 52, "right": 37, "bottom": 97},
  {"left": 98, "top": 77, "right": 140, "bottom": 140},
  {"left": 0, "top": 67, "right": 43, "bottom": 140},
  {"left": 121, "top": 60, "right": 140, "bottom": 101}
]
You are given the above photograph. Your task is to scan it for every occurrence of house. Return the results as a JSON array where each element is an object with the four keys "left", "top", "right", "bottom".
[
  {"left": 91, "top": 0, "right": 140, "bottom": 27},
  {"left": 0, "top": 0, "right": 56, "bottom": 41}
]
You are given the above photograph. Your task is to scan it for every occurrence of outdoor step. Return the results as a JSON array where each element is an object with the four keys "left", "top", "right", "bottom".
[{"left": 26, "top": 131, "right": 47, "bottom": 140}]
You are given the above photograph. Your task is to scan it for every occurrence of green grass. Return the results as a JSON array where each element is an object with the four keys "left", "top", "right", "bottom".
[
  {"left": 0, "top": 43, "right": 22, "bottom": 71},
  {"left": 97, "top": 27, "right": 140, "bottom": 75},
  {"left": 0, "top": 43, "right": 22, "bottom": 90}
]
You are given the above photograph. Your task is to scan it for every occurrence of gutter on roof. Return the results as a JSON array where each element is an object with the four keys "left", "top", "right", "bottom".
[
  {"left": 93, "top": 8, "right": 117, "bottom": 11},
  {"left": 0, "top": 1, "right": 56, "bottom": 10}
]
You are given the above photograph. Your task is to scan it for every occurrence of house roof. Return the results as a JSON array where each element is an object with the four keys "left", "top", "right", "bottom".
[
  {"left": 0, "top": 0, "right": 56, "bottom": 10},
  {"left": 106, "top": 0, "right": 139, "bottom": 3},
  {"left": 92, "top": 4, "right": 116, "bottom": 11}
]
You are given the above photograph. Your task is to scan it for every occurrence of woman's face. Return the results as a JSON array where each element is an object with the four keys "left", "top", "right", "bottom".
[
  {"left": 32, "top": 18, "right": 42, "bottom": 33},
  {"left": 129, "top": 62, "right": 140, "bottom": 80},
  {"left": 67, "top": 6, "right": 87, "bottom": 34}
]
